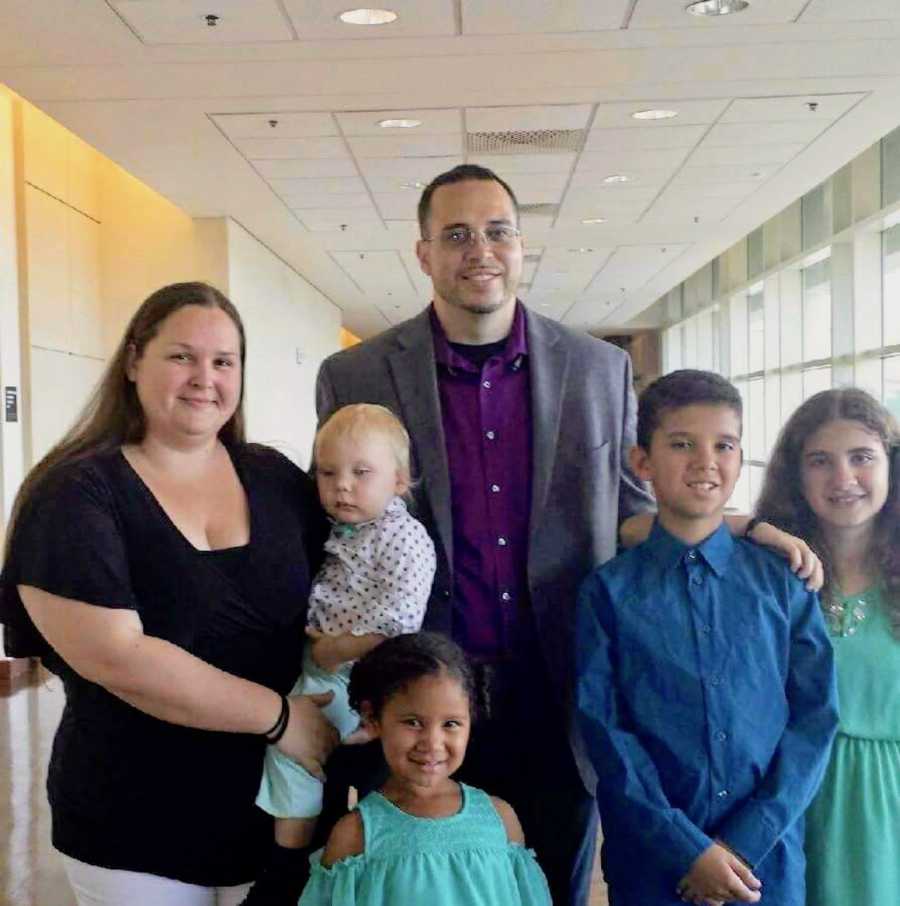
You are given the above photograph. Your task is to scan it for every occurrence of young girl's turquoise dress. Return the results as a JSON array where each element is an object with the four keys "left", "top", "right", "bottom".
[
  {"left": 805, "top": 587, "right": 900, "bottom": 904},
  {"left": 298, "top": 783, "right": 551, "bottom": 906}
]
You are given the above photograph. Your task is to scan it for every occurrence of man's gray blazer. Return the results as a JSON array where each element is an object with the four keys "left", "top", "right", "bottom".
[{"left": 316, "top": 305, "right": 654, "bottom": 788}]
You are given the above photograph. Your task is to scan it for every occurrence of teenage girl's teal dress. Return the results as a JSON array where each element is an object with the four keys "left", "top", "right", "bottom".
[
  {"left": 805, "top": 587, "right": 900, "bottom": 905},
  {"left": 298, "top": 783, "right": 551, "bottom": 906}
]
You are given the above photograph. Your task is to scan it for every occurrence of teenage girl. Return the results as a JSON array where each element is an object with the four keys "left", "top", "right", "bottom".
[
  {"left": 754, "top": 387, "right": 900, "bottom": 905},
  {"left": 299, "top": 632, "right": 552, "bottom": 906}
]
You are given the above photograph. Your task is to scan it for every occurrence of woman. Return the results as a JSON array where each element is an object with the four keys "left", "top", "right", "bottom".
[
  {"left": 755, "top": 388, "right": 900, "bottom": 906},
  {"left": 1, "top": 282, "right": 335, "bottom": 905}
]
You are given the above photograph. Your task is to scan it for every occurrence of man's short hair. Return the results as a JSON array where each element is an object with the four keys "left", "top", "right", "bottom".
[
  {"left": 637, "top": 369, "right": 743, "bottom": 450},
  {"left": 417, "top": 164, "right": 519, "bottom": 235}
]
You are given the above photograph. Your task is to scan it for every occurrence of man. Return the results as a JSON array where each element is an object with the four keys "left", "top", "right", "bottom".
[{"left": 315, "top": 164, "right": 654, "bottom": 905}]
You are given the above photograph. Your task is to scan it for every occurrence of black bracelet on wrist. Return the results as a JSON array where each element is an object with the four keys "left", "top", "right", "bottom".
[
  {"left": 744, "top": 516, "right": 763, "bottom": 538},
  {"left": 263, "top": 694, "right": 290, "bottom": 745}
]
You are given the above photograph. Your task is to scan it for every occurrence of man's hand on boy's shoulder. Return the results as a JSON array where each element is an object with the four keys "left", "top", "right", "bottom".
[
  {"left": 743, "top": 519, "right": 823, "bottom": 591},
  {"left": 677, "top": 841, "right": 762, "bottom": 905}
]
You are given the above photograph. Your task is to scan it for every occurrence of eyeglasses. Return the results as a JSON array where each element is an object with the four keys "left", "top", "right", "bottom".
[{"left": 422, "top": 225, "right": 522, "bottom": 249}]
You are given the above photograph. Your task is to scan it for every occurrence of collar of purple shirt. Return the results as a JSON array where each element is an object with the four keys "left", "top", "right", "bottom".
[{"left": 429, "top": 299, "right": 529, "bottom": 370}]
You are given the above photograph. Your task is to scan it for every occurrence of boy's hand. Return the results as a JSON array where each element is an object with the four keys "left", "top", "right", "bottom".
[
  {"left": 745, "top": 520, "right": 823, "bottom": 591},
  {"left": 677, "top": 842, "right": 762, "bottom": 904},
  {"left": 306, "top": 627, "right": 387, "bottom": 673}
]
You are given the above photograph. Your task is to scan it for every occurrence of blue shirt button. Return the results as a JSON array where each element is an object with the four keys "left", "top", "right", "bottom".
[
  {"left": 716, "top": 789, "right": 729, "bottom": 799},
  {"left": 710, "top": 674, "right": 722, "bottom": 686},
  {"left": 715, "top": 730, "right": 728, "bottom": 742}
]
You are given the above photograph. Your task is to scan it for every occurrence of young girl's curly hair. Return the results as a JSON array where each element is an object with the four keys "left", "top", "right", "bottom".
[
  {"left": 348, "top": 632, "right": 477, "bottom": 719},
  {"left": 754, "top": 388, "right": 900, "bottom": 637}
]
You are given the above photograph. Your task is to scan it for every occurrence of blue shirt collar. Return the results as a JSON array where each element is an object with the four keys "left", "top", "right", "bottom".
[{"left": 645, "top": 518, "right": 735, "bottom": 578}]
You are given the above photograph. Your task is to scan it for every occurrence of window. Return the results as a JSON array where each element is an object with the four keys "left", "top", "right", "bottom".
[
  {"left": 884, "top": 224, "right": 900, "bottom": 346},
  {"left": 748, "top": 290, "right": 765, "bottom": 373},
  {"left": 885, "top": 356, "right": 900, "bottom": 419},
  {"left": 802, "top": 258, "right": 831, "bottom": 361}
]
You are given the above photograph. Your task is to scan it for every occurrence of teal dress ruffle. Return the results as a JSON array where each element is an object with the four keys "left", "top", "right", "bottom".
[{"left": 298, "top": 784, "right": 551, "bottom": 906}]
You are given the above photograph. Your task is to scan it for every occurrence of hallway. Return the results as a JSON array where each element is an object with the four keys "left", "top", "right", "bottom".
[{"left": 0, "top": 667, "right": 608, "bottom": 906}]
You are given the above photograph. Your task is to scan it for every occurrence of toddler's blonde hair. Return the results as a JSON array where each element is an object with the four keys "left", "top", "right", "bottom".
[{"left": 314, "top": 404, "right": 412, "bottom": 487}]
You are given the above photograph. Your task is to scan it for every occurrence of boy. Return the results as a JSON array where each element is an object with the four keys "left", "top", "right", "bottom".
[{"left": 575, "top": 370, "right": 838, "bottom": 906}]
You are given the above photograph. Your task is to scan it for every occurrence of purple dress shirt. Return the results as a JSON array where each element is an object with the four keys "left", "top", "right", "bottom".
[{"left": 431, "top": 303, "right": 534, "bottom": 660}]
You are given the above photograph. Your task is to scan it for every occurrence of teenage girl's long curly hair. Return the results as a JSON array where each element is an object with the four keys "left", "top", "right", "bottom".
[{"left": 754, "top": 387, "right": 900, "bottom": 636}]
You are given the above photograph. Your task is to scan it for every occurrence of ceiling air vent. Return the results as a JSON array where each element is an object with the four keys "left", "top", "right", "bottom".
[
  {"left": 519, "top": 203, "right": 558, "bottom": 217},
  {"left": 467, "top": 128, "right": 586, "bottom": 154}
]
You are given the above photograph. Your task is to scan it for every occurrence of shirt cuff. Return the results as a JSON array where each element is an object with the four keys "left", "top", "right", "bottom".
[{"left": 716, "top": 804, "right": 777, "bottom": 867}]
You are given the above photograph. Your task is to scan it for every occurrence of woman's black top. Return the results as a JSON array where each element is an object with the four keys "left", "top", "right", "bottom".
[{"left": 0, "top": 444, "right": 326, "bottom": 886}]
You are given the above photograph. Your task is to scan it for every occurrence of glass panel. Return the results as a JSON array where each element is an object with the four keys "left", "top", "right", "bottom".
[
  {"left": 764, "top": 284, "right": 780, "bottom": 371},
  {"left": 684, "top": 317, "right": 698, "bottom": 366},
  {"left": 664, "top": 326, "right": 683, "bottom": 373},
  {"left": 882, "top": 125, "right": 900, "bottom": 208},
  {"left": 802, "top": 258, "right": 832, "bottom": 361},
  {"left": 696, "top": 310, "right": 714, "bottom": 372},
  {"left": 884, "top": 224, "right": 900, "bottom": 346},
  {"left": 729, "top": 463, "right": 751, "bottom": 514},
  {"left": 885, "top": 356, "right": 900, "bottom": 419},
  {"left": 780, "top": 281, "right": 802, "bottom": 367},
  {"left": 748, "top": 291, "right": 765, "bottom": 373},
  {"left": 802, "top": 183, "right": 830, "bottom": 250},
  {"left": 765, "top": 373, "right": 781, "bottom": 458},
  {"left": 748, "top": 228, "right": 764, "bottom": 279},
  {"left": 803, "top": 366, "right": 833, "bottom": 399},
  {"left": 730, "top": 295, "right": 749, "bottom": 377},
  {"left": 781, "top": 370, "right": 803, "bottom": 425},
  {"left": 749, "top": 465, "right": 766, "bottom": 511},
  {"left": 855, "top": 357, "right": 882, "bottom": 402},
  {"left": 748, "top": 378, "right": 766, "bottom": 462}
]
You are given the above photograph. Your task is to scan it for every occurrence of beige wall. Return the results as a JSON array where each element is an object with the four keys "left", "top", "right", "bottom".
[
  {"left": 226, "top": 219, "right": 341, "bottom": 468},
  {"left": 2, "top": 88, "right": 342, "bottom": 511}
]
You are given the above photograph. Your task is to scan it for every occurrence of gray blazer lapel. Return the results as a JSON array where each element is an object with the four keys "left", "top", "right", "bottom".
[
  {"left": 527, "top": 311, "right": 568, "bottom": 549},
  {"left": 387, "top": 311, "right": 453, "bottom": 566}
]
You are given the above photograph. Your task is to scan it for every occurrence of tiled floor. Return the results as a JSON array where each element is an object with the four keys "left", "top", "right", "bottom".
[{"left": 0, "top": 666, "right": 608, "bottom": 906}]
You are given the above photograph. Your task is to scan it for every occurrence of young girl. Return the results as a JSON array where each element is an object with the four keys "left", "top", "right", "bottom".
[
  {"left": 298, "top": 632, "right": 552, "bottom": 906},
  {"left": 245, "top": 404, "right": 437, "bottom": 905},
  {"left": 755, "top": 388, "right": 900, "bottom": 906}
]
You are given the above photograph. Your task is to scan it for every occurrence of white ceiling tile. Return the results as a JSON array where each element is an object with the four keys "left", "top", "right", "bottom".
[
  {"left": 582, "top": 245, "right": 689, "bottom": 295},
  {"left": 332, "top": 251, "right": 417, "bottom": 296},
  {"left": 336, "top": 109, "right": 461, "bottom": 136},
  {"left": 212, "top": 113, "right": 337, "bottom": 139},
  {"left": 372, "top": 192, "right": 420, "bottom": 220},
  {"left": 688, "top": 143, "right": 805, "bottom": 168},
  {"left": 701, "top": 120, "right": 826, "bottom": 147},
  {"left": 630, "top": 0, "right": 809, "bottom": 27},
  {"left": 721, "top": 94, "right": 865, "bottom": 124},
  {"left": 800, "top": 0, "right": 900, "bottom": 22},
  {"left": 281, "top": 0, "right": 457, "bottom": 39},
  {"left": 466, "top": 105, "right": 593, "bottom": 133},
  {"left": 591, "top": 99, "right": 729, "bottom": 129},
  {"left": 520, "top": 214, "right": 555, "bottom": 232},
  {"left": 112, "top": 0, "right": 293, "bottom": 44},
  {"left": 348, "top": 134, "right": 463, "bottom": 159},
  {"left": 269, "top": 176, "right": 368, "bottom": 196},
  {"left": 357, "top": 156, "right": 463, "bottom": 179},
  {"left": 642, "top": 197, "right": 738, "bottom": 224},
  {"left": 462, "top": 0, "right": 631, "bottom": 34},
  {"left": 662, "top": 180, "right": 760, "bottom": 199},
  {"left": 475, "top": 153, "right": 576, "bottom": 175},
  {"left": 299, "top": 211, "right": 384, "bottom": 231},
  {"left": 585, "top": 125, "right": 708, "bottom": 151},
  {"left": 571, "top": 165, "right": 673, "bottom": 189},
  {"left": 237, "top": 137, "right": 348, "bottom": 160},
  {"left": 257, "top": 159, "right": 358, "bottom": 178},
  {"left": 522, "top": 260, "right": 538, "bottom": 282},
  {"left": 675, "top": 164, "right": 774, "bottom": 184},
  {"left": 578, "top": 147, "right": 691, "bottom": 170},
  {"left": 287, "top": 193, "right": 375, "bottom": 210}
]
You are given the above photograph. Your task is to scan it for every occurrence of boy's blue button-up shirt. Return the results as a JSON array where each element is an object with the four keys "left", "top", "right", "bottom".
[{"left": 576, "top": 520, "right": 838, "bottom": 906}]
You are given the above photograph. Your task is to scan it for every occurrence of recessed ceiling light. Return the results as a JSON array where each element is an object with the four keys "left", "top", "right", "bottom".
[
  {"left": 568, "top": 248, "right": 596, "bottom": 254},
  {"left": 603, "top": 174, "right": 631, "bottom": 184},
  {"left": 400, "top": 180, "right": 427, "bottom": 190},
  {"left": 582, "top": 218, "right": 607, "bottom": 224},
  {"left": 686, "top": 0, "right": 750, "bottom": 17},
  {"left": 339, "top": 8, "right": 398, "bottom": 25},
  {"left": 632, "top": 109, "right": 679, "bottom": 121},
  {"left": 378, "top": 118, "right": 422, "bottom": 129}
]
